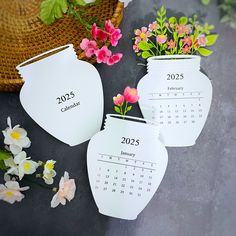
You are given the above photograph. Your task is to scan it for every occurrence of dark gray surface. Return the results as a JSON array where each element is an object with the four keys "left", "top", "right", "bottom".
[{"left": 0, "top": 0, "right": 236, "bottom": 235}]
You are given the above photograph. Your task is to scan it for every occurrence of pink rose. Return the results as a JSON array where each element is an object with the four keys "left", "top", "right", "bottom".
[
  {"left": 156, "top": 35, "right": 167, "bottom": 44},
  {"left": 113, "top": 94, "right": 125, "bottom": 106},
  {"left": 123, "top": 86, "right": 139, "bottom": 103},
  {"left": 95, "top": 46, "right": 112, "bottom": 64},
  {"left": 107, "top": 53, "right": 123, "bottom": 66}
]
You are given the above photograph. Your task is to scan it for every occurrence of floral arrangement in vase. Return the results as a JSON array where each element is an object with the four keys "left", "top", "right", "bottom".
[
  {"left": 0, "top": 117, "right": 76, "bottom": 208},
  {"left": 133, "top": 5, "right": 219, "bottom": 59}
]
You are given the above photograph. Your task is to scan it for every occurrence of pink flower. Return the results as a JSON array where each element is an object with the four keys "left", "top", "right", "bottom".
[
  {"left": 113, "top": 94, "right": 125, "bottom": 105},
  {"left": 51, "top": 171, "right": 76, "bottom": 208},
  {"left": 197, "top": 34, "right": 208, "bottom": 47},
  {"left": 0, "top": 181, "right": 29, "bottom": 204},
  {"left": 176, "top": 24, "right": 187, "bottom": 35},
  {"left": 104, "top": 20, "right": 122, "bottom": 46},
  {"left": 182, "top": 36, "right": 192, "bottom": 46},
  {"left": 135, "top": 27, "right": 150, "bottom": 41},
  {"left": 110, "top": 29, "right": 122, "bottom": 46},
  {"left": 184, "top": 24, "right": 192, "bottom": 34},
  {"left": 133, "top": 43, "right": 139, "bottom": 53},
  {"left": 92, "top": 23, "right": 98, "bottom": 39},
  {"left": 148, "top": 21, "right": 159, "bottom": 32},
  {"left": 80, "top": 38, "right": 97, "bottom": 57},
  {"left": 156, "top": 34, "right": 167, "bottom": 44},
  {"left": 92, "top": 23, "right": 109, "bottom": 41},
  {"left": 182, "top": 46, "right": 191, "bottom": 54},
  {"left": 107, "top": 53, "right": 123, "bottom": 66},
  {"left": 123, "top": 86, "right": 139, "bottom": 103},
  {"left": 105, "top": 20, "right": 115, "bottom": 33},
  {"left": 95, "top": 46, "right": 112, "bottom": 64},
  {"left": 167, "top": 39, "right": 176, "bottom": 49}
]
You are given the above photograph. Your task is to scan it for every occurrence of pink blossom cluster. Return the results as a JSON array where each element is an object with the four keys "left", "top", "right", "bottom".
[
  {"left": 133, "top": 22, "right": 209, "bottom": 55},
  {"left": 80, "top": 20, "right": 123, "bottom": 66}
]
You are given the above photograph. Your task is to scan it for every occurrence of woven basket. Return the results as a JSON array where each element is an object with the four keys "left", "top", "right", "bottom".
[{"left": 0, "top": 0, "right": 124, "bottom": 92}]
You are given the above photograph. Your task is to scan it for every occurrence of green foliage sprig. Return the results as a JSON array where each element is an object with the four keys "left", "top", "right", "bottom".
[
  {"left": 133, "top": 6, "right": 218, "bottom": 59},
  {"left": 40, "top": 0, "right": 101, "bottom": 30}
]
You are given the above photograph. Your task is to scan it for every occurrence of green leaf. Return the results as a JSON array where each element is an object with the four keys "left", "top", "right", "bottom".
[
  {"left": 138, "top": 41, "right": 151, "bottom": 51},
  {"left": 169, "top": 17, "right": 177, "bottom": 24},
  {"left": 201, "top": 0, "right": 211, "bottom": 5},
  {"left": 179, "top": 16, "right": 188, "bottom": 25},
  {"left": 206, "top": 34, "right": 219, "bottom": 46},
  {"left": 40, "top": 0, "right": 68, "bottom": 25},
  {"left": 0, "top": 150, "right": 11, "bottom": 161},
  {"left": 114, "top": 106, "right": 121, "bottom": 114},
  {"left": 75, "top": 0, "right": 87, "bottom": 6},
  {"left": 141, "top": 51, "right": 152, "bottom": 59},
  {"left": 0, "top": 160, "right": 7, "bottom": 171},
  {"left": 126, "top": 106, "right": 132, "bottom": 112},
  {"left": 198, "top": 47, "right": 213, "bottom": 56}
]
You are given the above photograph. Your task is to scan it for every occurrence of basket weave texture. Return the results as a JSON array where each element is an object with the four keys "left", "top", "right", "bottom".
[{"left": 0, "top": 0, "right": 124, "bottom": 92}]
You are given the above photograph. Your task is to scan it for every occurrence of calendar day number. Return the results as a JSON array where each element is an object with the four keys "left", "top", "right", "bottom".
[
  {"left": 167, "top": 73, "right": 184, "bottom": 80},
  {"left": 56, "top": 91, "right": 75, "bottom": 104},
  {"left": 121, "top": 137, "right": 140, "bottom": 146}
]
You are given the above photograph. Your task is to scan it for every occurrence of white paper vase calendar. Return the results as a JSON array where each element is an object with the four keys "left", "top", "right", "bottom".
[
  {"left": 17, "top": 44, "right": 104, "bottom": 146},
  {"left": 138, "top": 55, "right": 213, "bottom": 147},
  {"left": 87, "top": 114, "right": 168, "bottom": 220}
]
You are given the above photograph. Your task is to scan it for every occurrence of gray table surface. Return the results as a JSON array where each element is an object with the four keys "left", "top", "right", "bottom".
[{"left": 0, "top": 0, "right": 235, "bottom": 235}]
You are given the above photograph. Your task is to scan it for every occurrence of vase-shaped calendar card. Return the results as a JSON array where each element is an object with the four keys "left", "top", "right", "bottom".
[
  {"left": 16, "top": 44, "right": 104, "bottom": 146},
  {"left": 133, "top": 5, "right": 218, "bottom": 147},
  {"left": 87, "top": 114, "right": 168, "bottom": 220},
  {"left": 137, "top": 55, "right": 213, "bottom": 147}
]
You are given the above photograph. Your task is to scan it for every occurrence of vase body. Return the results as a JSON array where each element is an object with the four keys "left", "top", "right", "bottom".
[
  {"left": 137, "top": 55, "right": 213, "bottom": 147},
  {"left": 17, "top": 44, "right": 104, "bottom": 146},
  {"left": 87, "top": 114, "right": 168, "bottom": 220}
]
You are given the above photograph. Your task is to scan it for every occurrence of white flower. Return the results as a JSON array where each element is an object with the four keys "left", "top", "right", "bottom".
[
  {"left": 119, "top": 0, "right": 133, "bottom": 7},
  {"left": 84, "top": 0, "right": 96, "bottom": 3},
  {"left": 2, "top": 117, "right": 31, "bottom": 155},
  {"left": 51, "top": 171, "right": 76, "bottom": 208},
  {"left": 4, "top": 157, "right": 19, "bottom": 176},
  {"left": 7, "top": 151, "right": 39, "bottom": 180},
  {"left": 43, "top": 160, "right": 56, "bottom": 185},
  {"left": 0, "top": 180, "right": 29, "bottom": 204}
]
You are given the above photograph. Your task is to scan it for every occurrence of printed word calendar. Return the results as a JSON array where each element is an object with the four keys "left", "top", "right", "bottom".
[
  {"left": 87, "top": 115, "right": 168, "bottom": 220},
  {"left": 138, "top": 55, "right": 213, "bottom": 147}
]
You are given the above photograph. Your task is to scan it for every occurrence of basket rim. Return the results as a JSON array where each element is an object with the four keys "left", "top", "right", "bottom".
[{"left": 0, "top": 1, "right": 124, "bottom": 89}]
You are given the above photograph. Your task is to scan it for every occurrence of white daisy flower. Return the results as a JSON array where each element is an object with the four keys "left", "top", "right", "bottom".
[{"left": 2, "top": 117, "right": 31, "bottom": 155}]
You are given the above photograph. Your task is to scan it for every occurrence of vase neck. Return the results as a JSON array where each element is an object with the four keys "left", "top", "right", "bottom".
[{"left": 147, "top": 55, "right": 201, "bottom": 74}]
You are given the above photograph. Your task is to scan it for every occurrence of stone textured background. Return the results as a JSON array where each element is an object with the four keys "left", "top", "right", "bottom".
[{"left": 0, "top": 0, "right": 235, "bottom": 235}]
